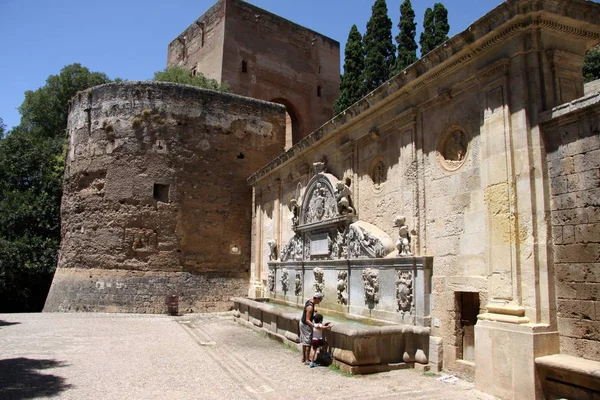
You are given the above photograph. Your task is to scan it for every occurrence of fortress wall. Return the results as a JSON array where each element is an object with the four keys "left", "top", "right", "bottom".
[
  {"left": 542, "top": 94, "right": 600, "bottom": 362},
  {"left": 44, "top": 81, "right": 285, "bottom": 313},
  {"left": 167, "top": 1, "right": 225, "bottom": 81},
  {"left": 221, "top": 0, "right": 339, "bottom": 139},
  {"left": 167, "top": 0, "right": 339, "bottom": 143}
]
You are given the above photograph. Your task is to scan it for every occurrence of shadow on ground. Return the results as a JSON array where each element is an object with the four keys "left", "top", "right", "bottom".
[
  {"left": 0, "top": 358, "right": 72, "bottom": 399},
  {"left": 0, "top": 320, "right": 21, "bottom": 328}
]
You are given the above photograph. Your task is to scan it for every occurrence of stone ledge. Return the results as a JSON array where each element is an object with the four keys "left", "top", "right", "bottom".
[
  {"left": 536, "top": 354, "right": 600, "bottom": 398},
  {"left": 539, "top": 92, "right": 600, "bottom": 124},
  {"left": 536, "top": 354, "right": 600, "bottom": 379}
]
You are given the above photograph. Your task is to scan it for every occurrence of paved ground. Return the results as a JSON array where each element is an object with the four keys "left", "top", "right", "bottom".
[{"left": 0, "top": 312, "right": 496, "bottom": 400}]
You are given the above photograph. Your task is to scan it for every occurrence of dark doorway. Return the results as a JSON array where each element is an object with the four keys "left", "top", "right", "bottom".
[{"left": 457, "top": 291, "right": 479, "bottom": 362}]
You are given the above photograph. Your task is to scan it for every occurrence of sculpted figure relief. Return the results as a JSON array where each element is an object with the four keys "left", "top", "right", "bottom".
[
  {"left": 303, "top": 235, "right": 311, "bottom": 260},
  {"left": 313, "top": 267, "right": 325, "bottom": 293},
  {"left": 334, "top": 179, "right": 354, "bottom": 215},
  {"left": 396, "top": 270, "right": 414, "bottom": 313},
  {"left": 267, "top": 239, "right": 278, "bottom": 261},
  {"left": 281, "top": 268, "right": 289, "bottom": 293},
  {"left": 289, "top": 198, "right": 300, "bottom": 228},
  {"left": 294, "top": 270, "right": 303, "bottom": 297},
  {"left": 362, "top": 268, "right": 380, "bottom": 305},
  {"left": 394, "top": 216, "right": 412, "bottom": 256},
  {"left": 330, "top": 227, "right": 348, "bottom": 260},
  {"left": 267, "top": 269, "right": 275, "bottom": 293},
  {"left": 337, "top": 270, "right": 348, "bottom": 305}
]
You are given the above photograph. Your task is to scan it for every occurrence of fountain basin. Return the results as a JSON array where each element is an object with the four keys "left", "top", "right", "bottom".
[{"left": 232, "top": 297, "right": 430, "bottom": 374}]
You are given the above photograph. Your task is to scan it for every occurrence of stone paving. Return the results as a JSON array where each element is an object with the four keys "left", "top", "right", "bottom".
[{"left": 0, "top": 312, "right": 497, "bottom": 399}]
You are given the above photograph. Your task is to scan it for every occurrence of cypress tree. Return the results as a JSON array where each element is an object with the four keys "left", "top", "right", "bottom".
[
  {"left": 363, "top": 0, "right": 396, "bottom": 94},
  {"left": 433, "top": 3, "right": 450, "bottom": 46},
  {"left": 394, "top": 0, "right": 418, "bottom": 73},
  {"left": 334, "top": 25, "right": 365, "bottom": 114},
  {"left": 419, "top": 8, "right": 435, "bottom": 56},
  {"left": 419, "top": 3, "right": 450, "bottom": 56}
]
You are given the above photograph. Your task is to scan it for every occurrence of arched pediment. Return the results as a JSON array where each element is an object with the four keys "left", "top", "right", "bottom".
[{"left": 300, "top": 172, "right": 340, "bottom": 225}]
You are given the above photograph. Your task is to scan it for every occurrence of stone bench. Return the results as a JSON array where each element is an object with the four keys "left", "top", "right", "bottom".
[{"left": 535, "top": 354, "right": 600, "bottom": 400}]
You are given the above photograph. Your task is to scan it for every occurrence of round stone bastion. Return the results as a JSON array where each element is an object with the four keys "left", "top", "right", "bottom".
[{"left": 44, "top": 81, "right": 286, "bottom": 314}]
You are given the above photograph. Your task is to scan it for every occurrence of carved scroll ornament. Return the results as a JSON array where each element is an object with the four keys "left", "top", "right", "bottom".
[
  {"left": 280, "top": 235, "right": 303, "bottom": 262},
  {"left": 348, "top": 224, "right": 386, "bottom": 259}
]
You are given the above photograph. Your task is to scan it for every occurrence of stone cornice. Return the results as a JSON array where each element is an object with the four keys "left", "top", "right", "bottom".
[{"left": 247, "top": 0, "right": 600, "bottom": 186}]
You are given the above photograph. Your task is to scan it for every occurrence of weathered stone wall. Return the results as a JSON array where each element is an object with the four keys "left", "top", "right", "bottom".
[
  {"left": 44, "top": 82, "right": 285, "bottom": 313},
  {"left": 45, "top": 268, "right": 247, "bottom": 313},
  {"left": 542, "top": 93, "right": 600, "bottom": 362},
  {"left": 167, "top": 0, "right": 340, "bottom": 143},
  {"left": 248, "top": 1, "right": 600, "bottom": 397}
]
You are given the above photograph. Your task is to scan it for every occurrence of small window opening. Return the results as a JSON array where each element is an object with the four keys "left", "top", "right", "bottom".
[
  {"left": 319, "top": 65, "right": 322, "bottom": 74},
  {"left": 237, "top": 152, "right": 245, "bottom": 159},
  {"left": 191, "top": 67, "right": 197, "bottom": 76},
  {"left": 241, "top": 60, "right": 248, "bottom": 73},
  {"left": 317, "top": 85, "right": 322, "bottom": 97},
  {"left": 153, "top": 183, "right": 170, "bottom": 203}
]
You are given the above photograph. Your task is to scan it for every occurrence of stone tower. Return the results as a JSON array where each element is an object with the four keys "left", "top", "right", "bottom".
[
  {"left": 167, "top": 0, "right": 340, "bottom": 147},
  {"left": 43, "top": 82, "right": 286, "bottom": 313}
]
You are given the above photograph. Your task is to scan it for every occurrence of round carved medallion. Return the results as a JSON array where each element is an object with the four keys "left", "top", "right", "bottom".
[{"left": 437, "top": 125, "right": 469, "bottom": 171}]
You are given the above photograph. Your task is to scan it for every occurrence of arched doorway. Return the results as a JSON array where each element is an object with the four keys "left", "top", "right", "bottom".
[{"left": 270, "top": 98, "right": 301, "bottom": 150}]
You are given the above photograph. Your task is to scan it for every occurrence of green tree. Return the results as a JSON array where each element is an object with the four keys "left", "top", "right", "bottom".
[
  {"left": 334, "top": 25, "right": 365, "bottom": 114},
  {"left": 0, "top": 128, "right": 65, "bottom": 311},
  {"left": 419, "top": 3, "right": 450, "bottom": 56},
  {"left": 153, "top": 67, "right": 230, "bottom": 92},
  {"left": 394, "top": 0, "right": 418, "bottom": 73},
  {"left": 363, "top": 0, "right": 396, "bottom": 94},
  {"left": 433, "top": 3, "right": 450, "bottom": 48},
  {"left": 419, "top": 8, "right": 435, "bottom": 56},
  {"left": 583, "top": 48, "right": 600, "bottom": 82},
  {"left": 19, "top": 63, "right": 110, "bottom": 139},
  {"left": 0, "top": 118, "right": 5, "bottom": 139},
  {"left": 0, "top": 64, "right": 111, "bottom": 312}
]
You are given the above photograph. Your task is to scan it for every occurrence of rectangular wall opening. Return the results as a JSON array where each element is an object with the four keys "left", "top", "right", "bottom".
[
  {"left": 153, "top": 183, "right": 170, "bottom": 203},
  {"left": 455, "top": 291, "right": 479, "bottom": 363}
]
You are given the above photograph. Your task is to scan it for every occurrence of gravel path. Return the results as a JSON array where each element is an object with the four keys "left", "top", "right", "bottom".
[{"left": 0, "top": 312, "right": 496, "bottom": 399}]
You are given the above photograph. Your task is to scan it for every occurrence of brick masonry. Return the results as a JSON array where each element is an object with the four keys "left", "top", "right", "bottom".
[{"left": 543, "top": 93, "right": 600, "bottom": 362}]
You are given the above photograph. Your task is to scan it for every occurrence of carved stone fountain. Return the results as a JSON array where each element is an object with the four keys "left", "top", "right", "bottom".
[
  {"left": 269, "top": 167, "right": 431, "bottom": 326},
  {"left": 234, "top": 166, "right": 433, "bottom": 374}
]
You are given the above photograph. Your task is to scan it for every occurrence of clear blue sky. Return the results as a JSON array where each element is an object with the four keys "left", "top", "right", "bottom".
[{"left": 0, "top": 0, "right": 502, "bottom": 131}]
